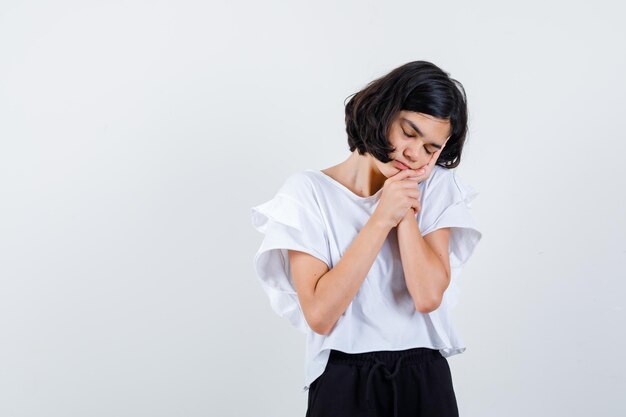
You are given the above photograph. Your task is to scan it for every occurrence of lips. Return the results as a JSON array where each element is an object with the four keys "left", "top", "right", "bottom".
[{"left": 393, "top": 160, "right": 410, "bottom": 170}]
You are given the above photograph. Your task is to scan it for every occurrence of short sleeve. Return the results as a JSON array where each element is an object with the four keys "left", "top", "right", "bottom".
[
  {"left": 250, "top": 174, "right": 331, "bottom": 334},
  {"left": 418, "top": 167, "right": 482, "bottom": 271}
]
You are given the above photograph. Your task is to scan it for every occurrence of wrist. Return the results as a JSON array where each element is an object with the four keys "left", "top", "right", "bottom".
[
  {"left": 401, "top": 208, "right": 416, "bottom": 222},
  {"left": 369, "top": 212, "right": 395, "bottom": 232}
]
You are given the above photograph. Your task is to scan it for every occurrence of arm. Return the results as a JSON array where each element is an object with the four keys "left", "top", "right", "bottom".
[
  {"left": 288, "top": 212, "right": 393, "bottom": 335},
  {"left": 395, "top": 139, "right": 452, "bottom": 313},
  {"left": 396, "top": 210, "right": 451, "bottom": 313}
]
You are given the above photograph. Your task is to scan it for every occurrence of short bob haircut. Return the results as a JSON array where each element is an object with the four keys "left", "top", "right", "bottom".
[{"left": 344, "top": 60, "right": 468, "bottom": 169}]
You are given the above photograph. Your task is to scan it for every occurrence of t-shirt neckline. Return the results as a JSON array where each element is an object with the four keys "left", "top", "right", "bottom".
[{"left": 305, "top": 169, "right": 384, "bottom": 201}]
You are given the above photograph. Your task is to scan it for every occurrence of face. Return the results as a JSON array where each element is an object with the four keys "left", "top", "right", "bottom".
[{"left": 373, "top": 110, "right": 451, "bottom": 177}]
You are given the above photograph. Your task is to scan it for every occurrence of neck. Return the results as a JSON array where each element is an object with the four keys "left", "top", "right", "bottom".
[{"left": 334, "top": 151, "right": 386, "bottom": 198}]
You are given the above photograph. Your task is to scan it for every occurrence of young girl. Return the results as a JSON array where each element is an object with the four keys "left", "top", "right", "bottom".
[{"left": 251, "top": 60, "right": 482, "bottom": 417}]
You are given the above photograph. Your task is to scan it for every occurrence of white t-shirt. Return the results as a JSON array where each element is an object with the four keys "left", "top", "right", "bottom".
[{"left": 250, "top": 165, "right": 482, "bottom": 393}]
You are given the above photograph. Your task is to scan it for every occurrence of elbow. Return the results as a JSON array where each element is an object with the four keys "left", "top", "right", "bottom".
[
  {"left": 307, "top": 311, "right": 328, "bottom": 336},
  {"left": 309, "top": 318, "right": 329, "bottom": 335},
  {"left": 309, "top": 311, "right": 336, "bottom": 336},
  {"left": 310, "top": 321, "right": 333, "bottom": 336},
  {"left": 414, "top": 270, "right": 449, "bottom": 314},
  {"left": 301, "top": 293, "right": 336, "bottom": 335},
  {"left": 415, "top": 296, "right": 443, "bottom": 314},
  {"left": 312, "top": 326, "right": 331, "bottom": 336},
  {"left": 303, "top": 311, "right": 327, "bottom": 335}
]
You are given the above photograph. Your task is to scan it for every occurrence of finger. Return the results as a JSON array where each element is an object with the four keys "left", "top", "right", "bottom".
[
  {"left": 401, "top": 179, "right": 419, "bottom": 186},
  {"left": 401, "top": 173, "right": 424, "bottom": 183},
  {"left": 408, "top": 169, "right": 430, "bottom": 183},
  {"left": 389, "top": 167, "right": 422, "bottom": 182},
  {"left": 401, "top": 175, "right": 420, "bottom": 183},
  {"left": 406, "top": 188, "right": 420, "bottom": 199},
  {"left": 410, "top": 198, "right": 421, "bottom": 212}
]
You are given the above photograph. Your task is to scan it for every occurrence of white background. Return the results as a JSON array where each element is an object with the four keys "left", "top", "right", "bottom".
[{"left": 1, "top": 1, "right": 624, "bottom": 416}]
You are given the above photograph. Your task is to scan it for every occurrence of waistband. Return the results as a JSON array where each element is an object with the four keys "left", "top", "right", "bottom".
[{"left": 328, "top": 347, "right": 442, "bottom": 367}]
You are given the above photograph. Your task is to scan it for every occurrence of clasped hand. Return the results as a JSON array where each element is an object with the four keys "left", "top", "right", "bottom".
[{"left": 375, "top": 141, "right": 448, "bottom": 227}]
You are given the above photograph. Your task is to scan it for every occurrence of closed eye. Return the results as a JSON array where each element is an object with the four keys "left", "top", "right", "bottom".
[{"left": 403, "top": 130, "right": 434, "bottom": 155}]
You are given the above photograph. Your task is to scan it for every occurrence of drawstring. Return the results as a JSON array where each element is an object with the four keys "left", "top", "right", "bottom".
[{"left": 365, "top": 355, "right": 405, "bottom": 417}]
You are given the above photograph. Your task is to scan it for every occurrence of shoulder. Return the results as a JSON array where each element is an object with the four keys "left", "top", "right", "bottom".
[
  {"left": 427, "top": 164, "right": 454, "bottom": 183},
  {"left": 272, "top": 170, "right": 326, "bottom": 216},
  {"left": 281, "top": 170, "right": 318, "bottom": 188},
  {"left": 422, "top": 165, "right": 479, "bottom": 206},
  {"left": 251, "top": 170, "right": 326, "bottom": 233},
  {"left": 276, "top": 170, "right": 318, "bottom": 199},
  {"left": 422, "top": 164, "right": 454, "bottom": 192}
]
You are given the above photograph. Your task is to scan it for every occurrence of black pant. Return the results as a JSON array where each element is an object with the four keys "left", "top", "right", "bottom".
[{"left": 306, "top": 347, "right": 459, "bottom": 417}]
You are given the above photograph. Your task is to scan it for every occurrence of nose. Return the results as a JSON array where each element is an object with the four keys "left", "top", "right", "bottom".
[{"left": 403, "top": 145, "right": 428, "bottom": 168}]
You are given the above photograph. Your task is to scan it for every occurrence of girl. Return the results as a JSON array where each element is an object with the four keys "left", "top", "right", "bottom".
[{"left": 251, "top": 60, "right": 482, "bottom": 417}]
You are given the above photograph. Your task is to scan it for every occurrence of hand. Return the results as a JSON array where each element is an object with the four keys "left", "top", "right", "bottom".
[
  {"left": 401, "top": 140, "right": 449, "bottom": 220},
  {"left": 407, "top": 139, "right": 449, "bottom": 186},
  {"left": 372, "top": 168, "right": 422, "bottom": 228}
]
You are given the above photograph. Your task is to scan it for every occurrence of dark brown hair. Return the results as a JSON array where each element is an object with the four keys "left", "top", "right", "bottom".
[{"left": 344, "top": 60, "right": 468, "bottom": 168}]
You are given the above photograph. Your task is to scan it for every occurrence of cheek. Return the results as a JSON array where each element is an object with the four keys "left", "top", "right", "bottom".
[
  {"left": 387, "top": 134, "right": 401, "bottom": 149},
  {"left": 378, "top": 161, "right": 396, "bottom": 177}
]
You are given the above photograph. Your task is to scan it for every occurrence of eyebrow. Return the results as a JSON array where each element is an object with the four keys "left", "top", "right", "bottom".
[{"left": 401, "top": 118, "right": 443, "bottom": 149}]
